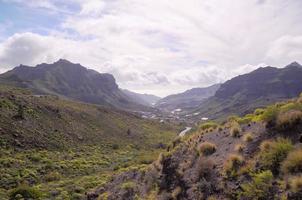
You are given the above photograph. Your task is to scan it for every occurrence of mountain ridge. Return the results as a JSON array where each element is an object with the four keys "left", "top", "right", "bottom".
[{"left": 0, "top": 59, "right": 152, "bottom": 111}]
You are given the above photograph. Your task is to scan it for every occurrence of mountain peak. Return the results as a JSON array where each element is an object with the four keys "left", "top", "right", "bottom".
[
  {"left": 55, "top": 58, "right": 73, "bottom": 64},
  {"left": 286, "top": 61, "right": 301, "bottom": 68}
]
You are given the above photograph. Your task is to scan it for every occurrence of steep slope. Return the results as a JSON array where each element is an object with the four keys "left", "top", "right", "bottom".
[
  {"left": 0, "top": 59, "right": 151, "bottom": 111},
  {"left": 0, "top": 85, "right": 181, "bottom": 199},
  {"left": 122, "top": 89, "right": 161, "bottom": 106},
  {"left": 194, "top": 62, "right": 302, "bottom": 120},
  {"left": 156, "top": 84, "right": 220, "bottom": 112},
  {"left": 88, "top": 94, "right": 302, "bottom": 200}
]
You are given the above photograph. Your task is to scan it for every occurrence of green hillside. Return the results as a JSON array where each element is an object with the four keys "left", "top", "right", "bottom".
[{"left": 0, "top": 85, "right": 181, "bottom": 199}]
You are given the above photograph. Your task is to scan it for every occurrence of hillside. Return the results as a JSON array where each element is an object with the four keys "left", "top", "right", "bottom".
[
  {"left": 122, "top": 89, "right": 161, "bottom": 106},
  {"left": 193, "top": 62, "right": 302, "bottom": 120},
  {"left": 88, "top": 93, "right": 302, "bottom": 200},
  {"left": 0, "top": 59, "right": 151, "bottom": 111},
  {"left": 0, "top": 85, "right": 181, "bottom": 199},
  {"left": 156, "top": 84, "right": 220, "bottom": 112}
]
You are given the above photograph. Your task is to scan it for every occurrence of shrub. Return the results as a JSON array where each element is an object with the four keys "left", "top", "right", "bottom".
[
  {"left": 276, "top": 110, "right": 302, "bottom": 131},
  {"left": 240, "top": 170, "right": 274, "bottom": 200},
  {"left": 44, "top": 171, "right": 61, "bottom": 182},
  {"left": 171, "top": 186, "right": 182, "bottom": 199},
  {"left": 259, "top": 140, "right": 272, "bottom": 152},
  {"left": 281, "top": 148, "right": 302, "bottom": 175},
  {"left": 254, "top": 108, "right": 265, "bottom": 116},
  {"left": 230, "top": 123, "right": 241, "bottom": 138},
  {"left": 223, "top": 154, "right": 244, "bottom": 178},
  {"left": 243, "top": 132, "right": 253, "bottom": 142},
  {"left": 260, "top": 105, "right": 279, "bottom": 126},
  {"left": 199, "top": 122, "right": 218, "bottom": 131},
  {"left": 235, "top": 144, "right": 245, "bottom": 153},
  {"left": 9, "top": 185, "right": 42, "bottom": 200},
  {"left": 196, "top": 158, "right": 214, "bottom": 179},
  {"left": 199, "top": 142, "right": 217, "bottom": 156},
  {"left": 258, "top": 138, "right": 293, "bottom": 175},
  {"left": 121, "top": 181, "right": 136, "bottom": 190},
  {"left": 290, "top": 175, "right": 302, "bottom": 193}
]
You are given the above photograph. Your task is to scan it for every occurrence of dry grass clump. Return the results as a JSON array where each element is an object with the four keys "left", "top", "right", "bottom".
[
  {"left": 230, "top": 122, "right": 241, "bottom": 137},
  {"left": 276, "top": 110, "right": 302, "bottom": 131},
  {"left": 199, "top": 142, "right": 217, "bottom": 156},
  {"left": 243, "top": 132, "right": 254, "bottom": 142},
  {"left": 281, "top": 148, "right": 302, "bottom": 175},
  {"left": 260, "top": 140, "right": 273, "bottom": 151},
  {"left": 171, "top": 186, "right": 182, "bottom": 199},
  {"left": 235, "top": 144, "right": 245, "bottom": 153},
  {"left": 223, "top": 154, "right": 244, "bottom": 178},
  {"left": 289, "top": 175, "right": 302, "bottom": 193},
  {"left": 196, "top": 158, "right": 215, "bottom": 179}
]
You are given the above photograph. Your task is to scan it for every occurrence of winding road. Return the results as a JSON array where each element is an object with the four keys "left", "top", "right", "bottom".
[{"left": 179, "top": 127, "right": 192, "bottom": 137}]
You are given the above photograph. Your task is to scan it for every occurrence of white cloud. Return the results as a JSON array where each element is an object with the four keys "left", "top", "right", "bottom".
[
  {"left": 266, "top": 35, "right": 302, "bottom": 66},
  {"left": 0, "top": 0, "right": 302, "bottom": 96}
]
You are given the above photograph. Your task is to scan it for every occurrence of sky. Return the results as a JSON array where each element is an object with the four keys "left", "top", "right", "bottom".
[{"left": 0, "top": 0, "right": 302, "bottom": 97}]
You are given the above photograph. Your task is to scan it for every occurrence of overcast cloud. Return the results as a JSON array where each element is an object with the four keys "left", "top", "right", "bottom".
[{"left": 0, "top": 0, "right": 302, "bottom": 96}]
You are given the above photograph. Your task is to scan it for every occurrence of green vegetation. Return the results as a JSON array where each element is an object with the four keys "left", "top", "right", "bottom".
[
  {"left": 199, "top": 121, "right": 218, "bottom": 131},
  {"left": 9, "top": 184, "right": 42, "bottom": 200},
  {"left": 223, "top": 154, "right": 244, "bottom": 178},
  {"left": 0, "top": 85, "right": 180, "bottom": 199},
  {"left": 258, "top": 138, "right": 293, "bottom": 175},
  {"left": 281, "top": 148, "right": 302, "bottom": 175},
  {"left": 198, "top": 142, "right": 217, "bottom": 156},
  {"left": 239, "top": 170, "right": 274, "bottom": 200}
]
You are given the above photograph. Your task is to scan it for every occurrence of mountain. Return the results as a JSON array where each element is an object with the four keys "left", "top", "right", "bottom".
[
  {"left": 0, "top": 85, "right": 180, "bottom": 199},
  {"left": 122, "top": 89, "right": 161, "bottom": 106},
  {"left": 0, "top": 59, "right": 151, "bottom": 111},
  {"left": 87, "top": 94, "right": 302, "bottom": 200},
  {"left": 155, "top": 84, "right": 221, "bottom": 112},
  {"left": 194, "top": 62, "right": 302, "bottom": 120}
]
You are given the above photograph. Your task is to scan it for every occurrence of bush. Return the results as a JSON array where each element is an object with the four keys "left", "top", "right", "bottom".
[
  {"left": 240, "top": 170, "right": 274, "bottom": 200},
  {"left": 281, "top": 148, "right": 302, "bottom": 175},
  {"left": 230, "top": 124, "right": 241, "bottom": 138},
  {"left": 258, "top": 138, "right": 293, "bottom": 175},
  {"left": 196, "top": 158, "right": 214, "bottom": 179},
  {"left": 276, "top": 110, "right": 302, "bottom": 131},
  {"left": 260, "top": 105, "right": 279, "bottom": 126},
  {"left": 9, "top": 185, "right": 42, "bottom": 200},
  {"left": 199, "top": 142, "right": 217, "bottom": 156},
  {"left": 235, "top": 144, "right": 245, "bottom": 153},
  {"left": 223, "top": 154, "right": 244, "bottom": 178},
  {"left": 243, "top": 132, "right": 254, "bottom": 142},
  {"left": 290, "top": 175, "right": 302, "bottom": 193},
  {"left": 121, "top": 181, "right": 136, "bottom": 190},
  {"left": 199, "top": 122, "right": 218, "bottom": 131},
  {"left": 44, "top": 171, "right": 61, "bottom": 182}
]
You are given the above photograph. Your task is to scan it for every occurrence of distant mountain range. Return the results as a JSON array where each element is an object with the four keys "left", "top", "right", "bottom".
[
  {"left": 193, "top": 62, "right": 302, "bottom": 120},
  {"left": 155, "top": 84, "right": 220, "bottom": 112},
  {"left": 0, "top": 59, "right": 154, "bottom": 111},
  {"left": 122, "top": 89, "right": 161, "bottom": 106}
]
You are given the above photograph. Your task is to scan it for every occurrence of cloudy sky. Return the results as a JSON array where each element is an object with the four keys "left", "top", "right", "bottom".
[{"left": 0, "top": 0, "right": 302, "bottom": 96}]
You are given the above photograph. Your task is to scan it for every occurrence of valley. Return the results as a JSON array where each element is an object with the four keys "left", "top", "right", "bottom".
[{"left": 0, "top": 60, "right": 302, "bottom": 200}]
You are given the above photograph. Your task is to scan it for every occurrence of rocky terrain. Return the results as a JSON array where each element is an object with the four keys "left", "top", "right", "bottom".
[{"left": 88, "top": 94, "right": 302, "bottom": 200}]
